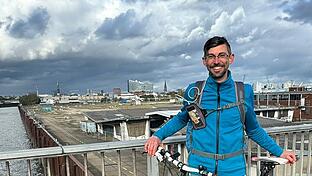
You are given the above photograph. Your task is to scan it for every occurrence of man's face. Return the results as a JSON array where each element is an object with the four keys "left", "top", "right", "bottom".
[{"left": 202, "top": 44, "right": 234, "bottom": 83}]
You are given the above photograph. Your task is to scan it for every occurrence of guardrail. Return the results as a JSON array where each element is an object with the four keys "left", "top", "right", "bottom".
[{"left": 0, "top": 124, "right": 311, "bottom": 176}]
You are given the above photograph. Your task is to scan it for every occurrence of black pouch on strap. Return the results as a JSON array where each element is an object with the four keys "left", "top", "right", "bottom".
[{"left": 186, "top": 103, "right": 206, "bottom": 130}]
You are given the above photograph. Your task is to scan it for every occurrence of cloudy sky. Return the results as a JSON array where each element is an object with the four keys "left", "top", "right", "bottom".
[{"left": 1, "top": 0, "right": 312, "bottom": 95}]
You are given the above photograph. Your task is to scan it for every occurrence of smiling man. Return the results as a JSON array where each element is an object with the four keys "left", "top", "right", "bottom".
[
  {"left": 144, "top": 36, "right": 296, "bottom": 175},
  {"left": 202, "top": 41, "right": 233, "bottom": 83}
]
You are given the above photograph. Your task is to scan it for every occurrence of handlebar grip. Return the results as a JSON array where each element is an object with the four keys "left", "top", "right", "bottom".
[{"left": 154, "top": 147, "right": 165, "bottom": 162}]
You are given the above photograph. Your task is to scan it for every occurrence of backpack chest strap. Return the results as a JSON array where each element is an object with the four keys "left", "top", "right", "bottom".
[
  {"left": 203, "top": 101, "right": 244, "bottom": 117},
  {"left": 192, "top": 80, "right": 246, "bottom": 126},
  {"left": 191, "top": 148, "right": 244, "bottom": 160}
]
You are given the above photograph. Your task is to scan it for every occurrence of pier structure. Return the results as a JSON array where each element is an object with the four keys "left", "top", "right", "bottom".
[
  {"left": 1, "top": 100, "right": 312, "bottom": 176},
  {"left": 0, "top": 122, "right": 311, "bottom": 176},
  {"left": 84, "top": 107, "right": 180, "bottom": 141}
]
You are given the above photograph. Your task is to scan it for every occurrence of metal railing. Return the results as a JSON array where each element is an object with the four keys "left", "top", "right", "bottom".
[{"left": 0, "top": 124, "right": 311, "bottom": 176}]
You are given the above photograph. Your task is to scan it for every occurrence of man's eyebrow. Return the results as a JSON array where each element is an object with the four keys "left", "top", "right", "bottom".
[{"left": 208, "top": 52, "right": 227, "bottom": 55}]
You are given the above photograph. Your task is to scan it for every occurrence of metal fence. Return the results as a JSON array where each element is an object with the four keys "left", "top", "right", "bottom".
[{"left": 0, "top": 124, "right": 311, "bottom": 176}]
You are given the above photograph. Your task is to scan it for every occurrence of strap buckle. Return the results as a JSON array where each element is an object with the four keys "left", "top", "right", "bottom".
[{"left": 214, "top": 154, "right": 225, "bottom": 160}]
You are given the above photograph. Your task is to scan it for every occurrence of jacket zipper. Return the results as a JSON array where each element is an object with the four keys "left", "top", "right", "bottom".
[{"left": 215, "top": 84, "right": 221, "bottom": 175}]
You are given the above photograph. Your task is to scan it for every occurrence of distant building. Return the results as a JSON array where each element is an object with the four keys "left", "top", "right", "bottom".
[
  {"left": 254, "top": 90, "right": 312, "bottom": 121},
  {"left": 80, "top": 94, "right": 104, "bottom": 104},
  {"left": 164, "top": 80, "right": 168, "bottom": 93},
  {"left": 253, "top": 80, "right": 312, "bottom": 93},
  {"left": 84, "top": 106, "right": 180, "bottom": 141},
  {"left": 56, "top": 81, "right": 61, "bottom": 95},
  {"left": 117, "top": 93, "right": 142, "bottom": 105},
  {"left": 127, "top": 80, "right": 153, "bottom": 93},
  {"left": 113, "top": 88, "right": 121, "bottom": 96},
  {"left": 38, "top": 94, "right": 55, "bottom": 105}
]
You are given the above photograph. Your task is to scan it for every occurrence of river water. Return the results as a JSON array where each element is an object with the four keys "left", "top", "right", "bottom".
[{"left": 0, "top": 107, "right": 41, "bottom": 175}]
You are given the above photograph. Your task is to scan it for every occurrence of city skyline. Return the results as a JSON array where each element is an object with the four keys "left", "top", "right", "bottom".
[{"left": 1, "top": 0, "right": 312, "bottom": 95}]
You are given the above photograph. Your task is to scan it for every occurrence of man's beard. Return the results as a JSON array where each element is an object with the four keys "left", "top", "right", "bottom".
[{"left": 208, "top": 63, "right": 228, "bottom": 79}]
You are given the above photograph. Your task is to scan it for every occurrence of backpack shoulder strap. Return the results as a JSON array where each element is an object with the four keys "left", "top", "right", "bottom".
[
  {"left": 234, "top": 81, "right": 246, "bottom": 127},
  {"left": 194, "top": 80, "right": 205, "bottom": 105}
]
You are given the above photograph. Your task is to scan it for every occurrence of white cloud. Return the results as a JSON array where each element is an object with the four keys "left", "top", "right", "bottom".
[
  {"left": 187, "top": 26, "right": 207, "bottom": 41},
  {"left": 273, "top": 58, "right": 279, "bottom": 62},
  {"left": 236, "top": 28, "right": 258, "bottom": 44},
  {"left": 209, "top": 6, "right": 246, "bottom": 36},
  {"left": 241, "top": 49, "right": 255, "bottom": 59},
  {"left": 180, "top": 53, "right": 192, "bottom": 60}
]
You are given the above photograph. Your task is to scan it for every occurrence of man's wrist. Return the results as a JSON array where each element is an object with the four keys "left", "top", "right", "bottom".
[{"left": 152, "top": 135, "right": 160, "bottom": 140}]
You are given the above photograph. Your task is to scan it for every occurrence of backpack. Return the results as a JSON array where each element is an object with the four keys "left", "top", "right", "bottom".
[
  {"left": 193, "top": 80, "right": 246, "bottom": 127},
  {"left": 188, "top": 81, "right": 247, "bottom": 161}
]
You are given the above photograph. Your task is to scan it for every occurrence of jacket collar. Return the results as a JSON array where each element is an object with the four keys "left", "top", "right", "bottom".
[{"left": 206, "top": 70, "right": 234, "bottom": 90}]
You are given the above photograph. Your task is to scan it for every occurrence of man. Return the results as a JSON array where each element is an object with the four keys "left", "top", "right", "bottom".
[{"left": 144, "top": 36, "right": 296, "bottom": 175}]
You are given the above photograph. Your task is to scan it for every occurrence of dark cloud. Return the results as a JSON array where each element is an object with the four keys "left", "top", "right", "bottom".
[
  {"left": 7, "top": 7, "right": 50, "bottom": 39},
  {"left": 282, "top": 1, "right": 312, "bottom": 24},
  {"left": 1, "top": 1, "right": 312, "bottom": 95},
  {"left": 95, "top": 9, "right": 149, "bottom": 39},
  {"left": 0, "top": 52, "right": 180, "bottom": 95}
]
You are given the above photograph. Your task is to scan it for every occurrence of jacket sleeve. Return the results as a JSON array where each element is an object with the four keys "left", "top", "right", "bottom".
[
  {"left": 153, "top": 83, "right": 195, "bottom": 141},
  {"left": 244, "top": 84, "right": 283, "bottom": 157}
]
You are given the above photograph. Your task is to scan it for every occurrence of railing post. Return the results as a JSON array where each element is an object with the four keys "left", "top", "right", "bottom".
[
  {"left": 101, "top": 152, "right": 105, "bottom": 176},
  {"left": 27, "top": 159, "right": 32, "bottom": 176},
  {"left": 177, "top": 144, "right": 182, "bottom": 161},
  {"left": 307, "top": 131, "right": 312, "bottom": 176},
  {"left": 256, "top": 145, "right": 261, "bottom": 176},
  {"left": 47, "top": 158, "right": 51, "bottom": 176},
  {"left": 299, "top": 132, "right": 304, "bottom": 176},
  {"left": 117, "top": 150, "right": 122, "bottom": 176},
  {"left": 6, "top": 161, "right": 10, "bottom": 176},
  {"left": 132, "top": 149, "right": 137, "bottom": 176},
  {"left": 83, "top": 153, "right": 88, "bottom": 176},
  {"left": 181, "top": 144, "right": 188, "bottom": 164},
  {"left": 283, "top": 133, "right": 288, "bottom": 176},
  {"left": 147, "top": 155, "right": 159, "bottom": 176},
  {"left": 275, "top": 134, "right": 280, "bottom": 176},
  {"left": 247, "top": 139, "right": 251, "bottom": 176},
  {"left": 291, "top": 132, "right": 297, "bottom": 176},
  {"left": 65, "top": 155, "right": 70, "bottom": 176}
]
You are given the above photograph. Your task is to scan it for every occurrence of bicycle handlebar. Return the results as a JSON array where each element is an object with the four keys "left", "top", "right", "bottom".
[
  {"left": 252, "top": 156, "right": 299, "bottom": 176},
  {"left": 252, "top": 155, "right": 299, "bottom": 165},
  {"left": 252, "top": 156, "right": 289, "bottom": 164},
  {"left": 155, "top": 146, "right": 213, "bottom": 176}
]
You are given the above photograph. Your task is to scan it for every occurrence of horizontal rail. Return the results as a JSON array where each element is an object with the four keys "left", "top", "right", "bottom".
[
  {"left": 265, "top": 123, "right": 312, "bottom": 133},
  {"left": 0, "top": 146, "right": 63, "bottom": 160},
  {"left": 0, "top": 135, "right": 185, "bottom": 161},
  {"left": 0, "top": 124, "right": 311, "bottom": 161}
]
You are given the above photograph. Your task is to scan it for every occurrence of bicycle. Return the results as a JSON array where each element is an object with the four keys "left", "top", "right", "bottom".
[{"left": 153, "top": 147, "right": 297, "bottom": 176}]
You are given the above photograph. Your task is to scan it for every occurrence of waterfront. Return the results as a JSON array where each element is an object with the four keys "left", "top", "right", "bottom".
[{"left": 0, "top": 107, "right": 41, "bottom": 175}]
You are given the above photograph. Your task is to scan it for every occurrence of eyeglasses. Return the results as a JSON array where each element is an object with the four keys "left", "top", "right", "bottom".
[{"left": 204, "top": 52, "right": 229, "bottom": 60}]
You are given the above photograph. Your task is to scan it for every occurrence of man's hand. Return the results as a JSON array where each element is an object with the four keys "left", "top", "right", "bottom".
[
  {"left": 280, "top": 150, "right": 297, "bottom": 164},
  {"left": 144, "top": 136, "right": 161, "bottom": 156}
]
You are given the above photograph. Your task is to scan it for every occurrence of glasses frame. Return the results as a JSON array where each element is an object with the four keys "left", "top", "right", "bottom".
[{"left": 203, "top": 52, "right": 230, "bottom": 61}]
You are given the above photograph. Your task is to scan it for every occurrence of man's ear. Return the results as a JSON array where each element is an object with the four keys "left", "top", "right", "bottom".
[
  {"left": 229, "top": 54, "right": 234, "bottom": 64},
  {"left": 202, "top": 57, "right": 207, "bottom": 66}
]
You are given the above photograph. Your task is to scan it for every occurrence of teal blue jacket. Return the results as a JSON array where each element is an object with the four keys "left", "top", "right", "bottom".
[{"left": 154, "top": 72, "right": 283, "bottom": 175}]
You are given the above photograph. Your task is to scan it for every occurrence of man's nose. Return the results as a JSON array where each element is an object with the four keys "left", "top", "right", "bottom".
[{"left": 212, "top": 57, "right": 220, "bottom": 64}]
